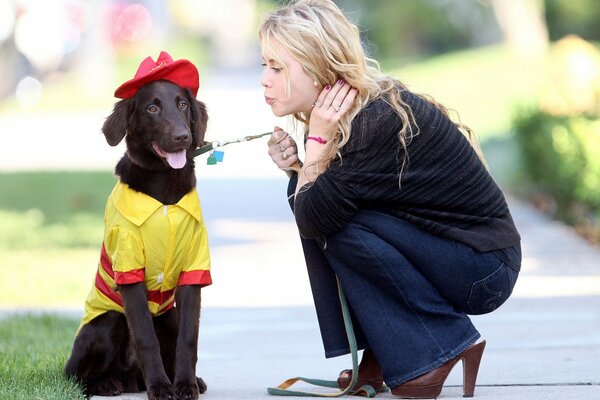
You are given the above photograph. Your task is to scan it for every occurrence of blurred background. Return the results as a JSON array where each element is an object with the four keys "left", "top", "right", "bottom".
[{"left": 1, "top": 0, "right": 599, "bottom": 310}]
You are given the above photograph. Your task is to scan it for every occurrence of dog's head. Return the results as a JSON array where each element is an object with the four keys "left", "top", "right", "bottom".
[{"left": 102, "top": 80, "right": 208, "bottom": 171}]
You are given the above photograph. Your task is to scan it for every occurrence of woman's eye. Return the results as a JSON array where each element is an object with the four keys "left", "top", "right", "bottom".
[
  {"left": 178, "top": 101, "right": 188, "bottom": 110},
  {"left": 262, "top": 62, "right": 281, "bottom": 73},
  {"left": 147, "top": 105, "right": 159, "bottom": 113}
]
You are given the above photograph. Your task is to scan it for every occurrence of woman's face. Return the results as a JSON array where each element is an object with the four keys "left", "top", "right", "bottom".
[{"left": 261, "top": 41, "right": 320, "bottom": 117}]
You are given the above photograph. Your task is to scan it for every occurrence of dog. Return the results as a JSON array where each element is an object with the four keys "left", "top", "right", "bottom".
[{"left": 64, "top": 52, "right": 211, "bottom": 400}]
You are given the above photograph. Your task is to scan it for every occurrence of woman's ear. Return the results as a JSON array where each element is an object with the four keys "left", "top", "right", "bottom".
[
  {"left": 102, "top": 98, "right": 134, "bottom": 146},
  {"left": 186, "top": 89, "right": 208, "bottom": 147}
]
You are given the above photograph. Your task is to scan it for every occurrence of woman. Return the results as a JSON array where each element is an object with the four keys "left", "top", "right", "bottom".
[{"left": 261, "top": 0, "right": 521, "bottom": 398}]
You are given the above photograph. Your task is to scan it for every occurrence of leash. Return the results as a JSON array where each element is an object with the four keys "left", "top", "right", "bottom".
[
  {"left": 267, "top": 278, "right": 380, "bottom": 397},
  {"left": 196, "top": 131, "right": 378, "bottom": 396},
  {"left": 193, "top": 131, "right": 273, "bottom": 164}
]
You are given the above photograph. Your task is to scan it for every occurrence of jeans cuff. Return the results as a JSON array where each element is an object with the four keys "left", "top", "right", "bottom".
[{"left": 324, "top": 342, "right": 369, "bottom": 359}]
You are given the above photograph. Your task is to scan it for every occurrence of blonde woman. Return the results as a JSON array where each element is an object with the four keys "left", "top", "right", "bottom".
[{"left": 261, "top": 1, "right": 520, "bottom": 398}]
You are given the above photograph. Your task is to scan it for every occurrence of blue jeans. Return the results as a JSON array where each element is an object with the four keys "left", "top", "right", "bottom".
[{"left": 298, "top": 210, "right": 520, "bottom": 387}]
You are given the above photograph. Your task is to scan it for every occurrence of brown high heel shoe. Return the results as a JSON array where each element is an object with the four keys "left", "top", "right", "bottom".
[
  {"left": 337, "top": 349, "right": 385, "bottom": 395},
  {"left": 391, "top": 340, "right": 486, "bottom": 399}
]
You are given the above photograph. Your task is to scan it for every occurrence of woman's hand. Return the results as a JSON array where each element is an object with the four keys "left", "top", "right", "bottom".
[
  {"left": 308, "top": 80, "right": 358, "bottom": 142},
  {"left": 294, "top": 80, "right": 357, "bottom": 194},
  {"left": 267, "top": 126, "right": 301, "bottom": 175}
]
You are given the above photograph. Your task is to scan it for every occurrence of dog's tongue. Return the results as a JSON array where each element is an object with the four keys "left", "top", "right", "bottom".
[{"left": 166, "top": 150, "right": 187, "bottom": 169}]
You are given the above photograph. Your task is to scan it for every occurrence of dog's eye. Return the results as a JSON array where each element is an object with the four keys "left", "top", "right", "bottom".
[
  {"left": 147, "top": 105, "right": 159, "bottom": 113},
  {"left": 178, "top": 101, "right": 188, "bottom": 110}
]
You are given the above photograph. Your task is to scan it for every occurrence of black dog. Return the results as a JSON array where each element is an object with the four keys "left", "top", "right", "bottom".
[{"left": 64, "top": 80, "right": 209, "bottom": 400}]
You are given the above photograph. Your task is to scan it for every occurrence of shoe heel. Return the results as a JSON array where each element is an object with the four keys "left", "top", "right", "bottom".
[{"left": 461, "top": 341, "right": 486, "bottom": 398}]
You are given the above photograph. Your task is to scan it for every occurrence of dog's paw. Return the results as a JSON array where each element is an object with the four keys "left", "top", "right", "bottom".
[
  {"left": 196, "top": 377, "right": 207, "bottom": 394},
  {"left": 86, "top": 378, "right": 123, "bottom": 396},
  {"left": 175, "top": 379, "right": 200, "bottom": 400},
  {"left": 147, "top": 382, "right": 176, "bottom": 400}
]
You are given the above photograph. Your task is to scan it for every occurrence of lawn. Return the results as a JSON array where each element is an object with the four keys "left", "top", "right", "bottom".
[
  {"left": 0, "top": 313, "right": 85, "bottom": 399},
  {"left": 0, "top": 171, "right": 116, "bottom": 308},
  {"left": 391, "top": 44, "right": 545, "bottom": 140}
]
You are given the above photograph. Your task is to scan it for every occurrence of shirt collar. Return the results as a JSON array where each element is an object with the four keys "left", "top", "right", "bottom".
[{"left": 111, "top": 180, "right": 202, "bottom": 226}]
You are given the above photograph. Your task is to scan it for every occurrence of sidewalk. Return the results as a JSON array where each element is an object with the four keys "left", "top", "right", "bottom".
[{"left": 87, "top": 194, "right": 600, "bottom": 400}]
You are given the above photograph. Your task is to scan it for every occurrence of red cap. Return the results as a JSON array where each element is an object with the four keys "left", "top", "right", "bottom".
[{"left": 114, "top": 51, "right": 199, "bottom": 99}]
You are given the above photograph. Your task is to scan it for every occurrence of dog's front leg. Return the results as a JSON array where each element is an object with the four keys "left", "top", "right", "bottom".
[
  {"left": 119, "top": 283, "right": 176, "bottom": 400},
  {"left": 174, "top": 285, "right": 205, "bottom": 399}
]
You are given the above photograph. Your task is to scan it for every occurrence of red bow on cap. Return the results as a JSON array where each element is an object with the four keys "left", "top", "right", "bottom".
[{"left": 114, "top": 51, "right": 200, "bottom": 99}]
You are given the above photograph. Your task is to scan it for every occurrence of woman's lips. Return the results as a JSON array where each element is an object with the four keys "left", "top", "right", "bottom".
[{"left": 265, "top": 96, "right": 275, "bottom": 105}]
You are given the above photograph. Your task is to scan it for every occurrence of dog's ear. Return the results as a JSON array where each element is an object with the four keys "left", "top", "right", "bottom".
[
  {"left": 102, "top": 99, "right": 134, "bottom": 146},
  {"left": 186, "top": 89, "right": 208, "bottom": 147}
]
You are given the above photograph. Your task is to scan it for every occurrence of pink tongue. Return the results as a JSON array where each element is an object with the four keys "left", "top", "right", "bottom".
[{"left": 166, "top": 150, "right": 187, "bottom": 169}]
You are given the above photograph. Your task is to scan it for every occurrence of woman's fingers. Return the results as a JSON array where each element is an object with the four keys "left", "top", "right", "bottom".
[
  {"left": 312, "top": 80, "right": 354, "bottom": 116},
  {"left": 312, "top": 84, "right": 331, "bottom": 108},
  {"left": 267, "top": 126, "right": 299, "bottom": 171},
  {"left": 329, "top": 83, "right": 353, "bottom": 113},
  {"left": 338, "top": 88, "right": 358, "bottom": 114},
  {"left": 321, "top": 79, "right": 347, "bottom": 110},
  {"left": 267, "top": 126, "right": 286, "bottom": 146}
]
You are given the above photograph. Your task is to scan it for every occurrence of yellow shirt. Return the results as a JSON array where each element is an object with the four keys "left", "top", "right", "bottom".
[{"left": 79, "top": 181, "right": 212, "bottom": 330}]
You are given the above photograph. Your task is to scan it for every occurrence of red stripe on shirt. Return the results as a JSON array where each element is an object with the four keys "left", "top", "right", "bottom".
[
  {"left": 147, "top": 288, "right": 175, "bottom": 305},
  {"left": 100, "top": 243, "right": 114, "bottom": 279},
  {"left": 160, "top": 299, "right": 176, "bottom": 314},
  {"left": 178, "top": 270, "right": 212, "bottom": 287},
  {"left": 114, "top": 269, "right": 145, "bottom": 285},
  {"left": 95, "top": 271, "right": 123, "bottom": 307},
  {"left": 101, "top": 243, "right": 145, "bottom": 285}
]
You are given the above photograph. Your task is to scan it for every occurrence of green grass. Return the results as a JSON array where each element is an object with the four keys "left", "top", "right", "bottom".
[
  {"left": 0, "top": 171, "right": 115, "bottom": 251},
  {"left": 0, "top": 171, "right": 116, "bottom": 307},
  {"left": 0, "top": 314, "right": 85, "bottom": 400},
  {"left": 0, "top": 171, "right": 115, "bottom": 225}
]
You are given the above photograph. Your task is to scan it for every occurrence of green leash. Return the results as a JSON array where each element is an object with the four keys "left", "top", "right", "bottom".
[
  {"left": 196, "top": 132, "right": 380, "bottom": 397},
  {"left": 267, "top": 278, "right": 381, "bottom": 397}
]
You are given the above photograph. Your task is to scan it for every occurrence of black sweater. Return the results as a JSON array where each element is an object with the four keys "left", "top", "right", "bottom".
[{"left": 293, "top": 89, "right": 520, "bottom": 253}]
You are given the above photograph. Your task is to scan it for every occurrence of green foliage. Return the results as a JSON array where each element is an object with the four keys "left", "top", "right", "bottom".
[
  {"left": 0, "top": 314, "right": 85, "bottom": 400},
  {"left": 513, "top": 109, "right": 600, "bottom": 225},
  {"left": 546, "top": 0, "right": 600, "bottom": 41}
]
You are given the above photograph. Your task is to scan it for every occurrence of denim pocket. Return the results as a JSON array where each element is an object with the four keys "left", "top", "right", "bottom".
[{"left": 467, "top": 263, "right": 516, "bottom": 315}]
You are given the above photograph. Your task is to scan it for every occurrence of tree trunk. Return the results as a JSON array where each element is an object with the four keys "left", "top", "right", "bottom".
[{"left": 491, "top": 0, "right": 549, "bottom": 58}]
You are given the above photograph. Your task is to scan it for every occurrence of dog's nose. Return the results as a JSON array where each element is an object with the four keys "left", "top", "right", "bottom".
[{"left": 172, "top": 131, "right": 190, "bottom": 142}]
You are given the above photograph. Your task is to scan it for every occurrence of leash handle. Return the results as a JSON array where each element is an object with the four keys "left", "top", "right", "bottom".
[{"left": 267, "top": 278, "right": 378, "bottom": 398}]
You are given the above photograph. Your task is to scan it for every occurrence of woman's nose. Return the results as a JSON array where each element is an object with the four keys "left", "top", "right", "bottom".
[{"left": 261, "top": 71, "right": 271, "bottom": 88}]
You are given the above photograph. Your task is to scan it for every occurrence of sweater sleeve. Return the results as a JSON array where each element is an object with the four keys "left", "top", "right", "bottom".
[{"left": 293, "top": 101, "right": 401, "bottom": 238}]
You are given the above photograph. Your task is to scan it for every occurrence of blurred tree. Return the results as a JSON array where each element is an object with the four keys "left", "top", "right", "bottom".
[
  {"left": 490, "top": 0, "right": 548, "bottom": 58},
  {"left": 545, "top": 0, "right": 600, "bottom": 41},
  {"left": 335, "top": 0, "right": 501, "bottom": 63}
]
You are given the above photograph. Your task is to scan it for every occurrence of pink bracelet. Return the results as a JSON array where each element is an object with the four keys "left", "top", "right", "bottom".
[{"left": 307, "top": 136, "right": 328, "bottom": 144}]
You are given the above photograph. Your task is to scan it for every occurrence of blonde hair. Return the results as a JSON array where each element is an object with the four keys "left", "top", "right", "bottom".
[{"left": 259, "top": 0, "right": 484, "bottom": 180}]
